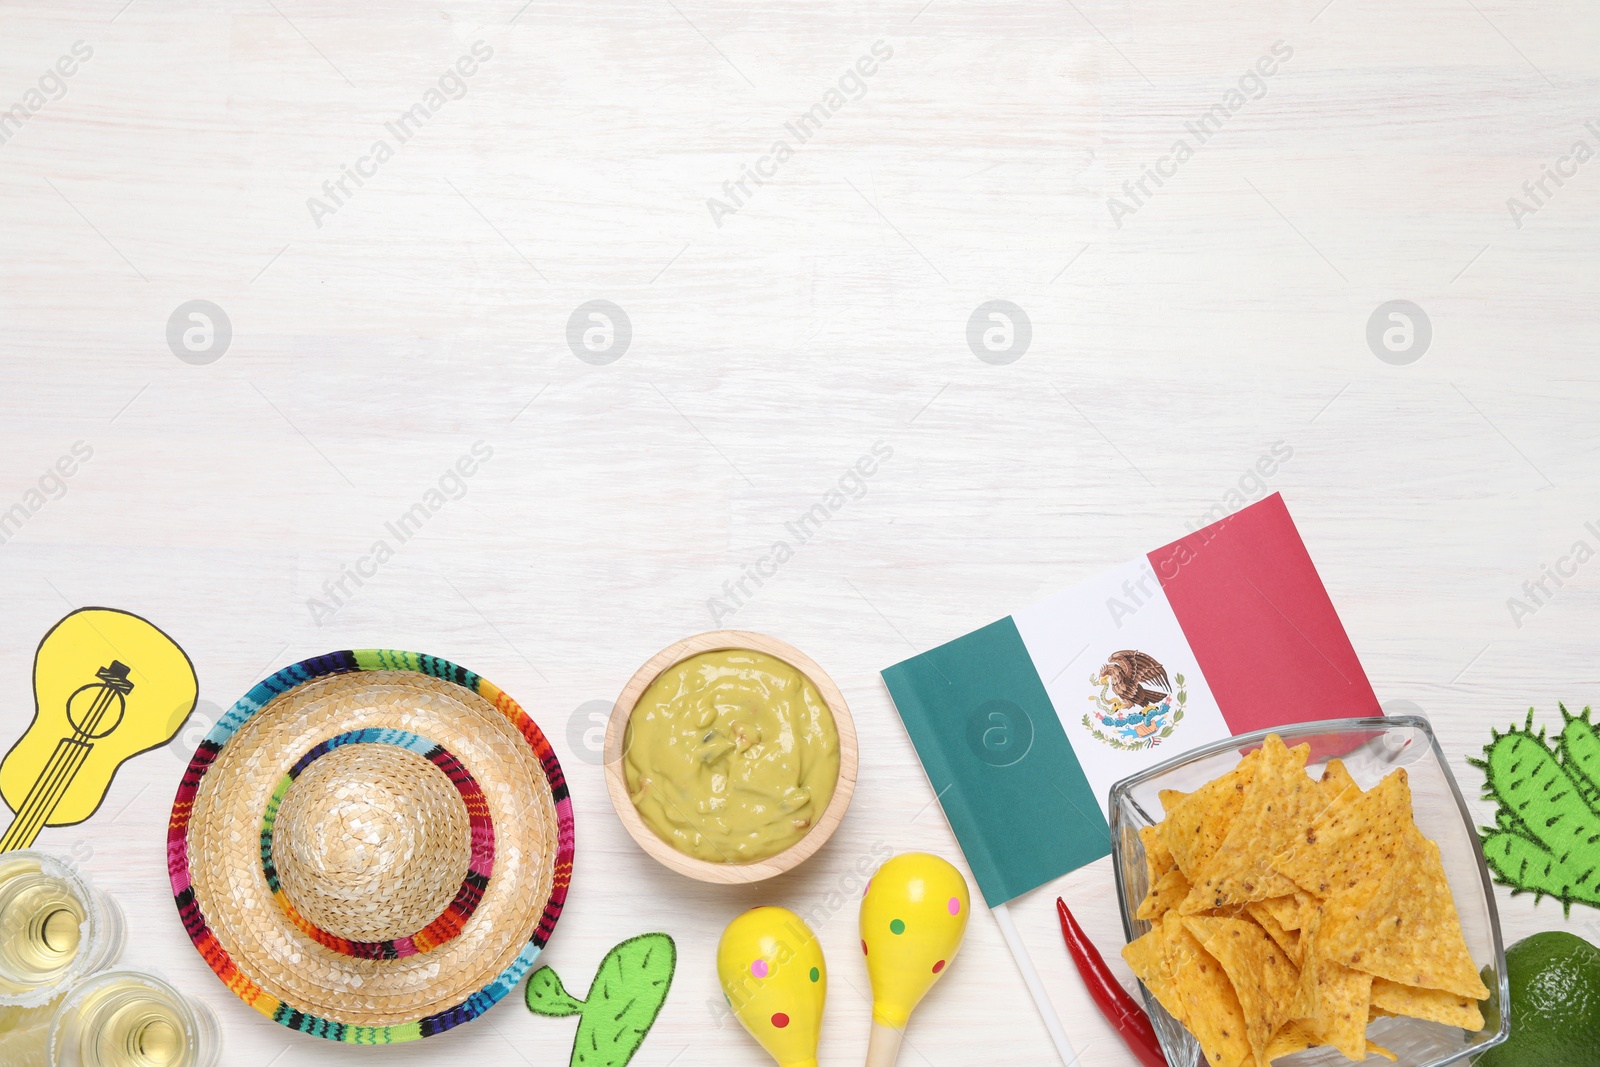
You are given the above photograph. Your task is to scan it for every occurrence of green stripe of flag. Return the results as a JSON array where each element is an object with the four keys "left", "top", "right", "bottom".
[{"left": 882, "top": 616, "right": 1109, "bottom": 906}]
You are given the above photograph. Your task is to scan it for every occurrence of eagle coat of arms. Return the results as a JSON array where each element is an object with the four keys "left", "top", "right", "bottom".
[{"left": 1084, "top": 650, "right": 1187, "bottom": 751}]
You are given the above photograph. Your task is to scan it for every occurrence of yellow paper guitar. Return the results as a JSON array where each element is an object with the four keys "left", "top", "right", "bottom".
[{"left": 0, "top": 608, "right": 197, "bottom": 851}]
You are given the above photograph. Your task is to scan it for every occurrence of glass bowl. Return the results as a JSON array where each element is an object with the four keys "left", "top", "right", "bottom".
[{"left": 1107, "top": 716, "right": 1509, "bottom": 1067}]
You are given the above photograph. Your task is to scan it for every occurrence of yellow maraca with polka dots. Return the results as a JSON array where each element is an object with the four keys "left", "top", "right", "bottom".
[
  {"left": 717, "top": 906, "right": 828, "bottom": 1067},
  {"left": 859, "top": 853, "right": 970, "bottom": 1067}
]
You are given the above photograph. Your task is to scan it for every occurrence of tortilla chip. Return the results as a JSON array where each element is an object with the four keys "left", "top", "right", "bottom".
[
  {"left": 1369, "top": 977, "right": 1485, "bottom": 1030},
  {"left": 1247, "top": 900, "right": 1303, "bottom": 967},
  {"left": 1318, "top": 758, "right": 1358, "bottom": 799},
  {"left": 1159, "top": 787, "right": 1189, "bottom": 815},
  {"left": 1291, "top": 903, "right": 1373, "bottom": 1061},
  {"left": 1142, "top": 823, "right": 1177, "bottom": 886},
  {"left": 1160, "top": 748, "right": 1263, "bottom": 880},
  {"left": 1182, "top": 737, "right": 1325, "bottom": 911},
  {"left": 1272, "top": 768, "right": 1414, "bottom": 899},
  {"left": 1123, "top": 919, "right": 1187, "bottom": 1026},
  {"left": 1255, "top": 894, "right": 1303, "bottom": 933},
  {"left": 1184, "top": 915, "right": 1300, "bottom": 1067},
  {"left": 1290, "top": 904, "right": 1322, "bottom": 1023},
  {"left": 1317, "top": 873, "right": 1379, "bottom": 957},
  {"left": 1366, "top": 1042, "right": 1398, "bottom": 1062},
  {"left": 1165, "top": 916, "right": 1255, "bottom": 1067},
  {"left": 1291, "top": 890, "right": 1318, "bottom": 929},
  {"left": 1138, "top": 867, "right": 1192, "bottom": 921},
  {"left": 1296, "top": 962, "right": 1372, "bottom": 1060},
  {"left": 1263, "top": 1020, "right": 1316, "bottom": 1062},
  {"left": 1261, "top": 890, "right": 1320, "bottom": 933},
  {"left": 1321, "top": 829, "right": 1490, "bottom": 1000}
]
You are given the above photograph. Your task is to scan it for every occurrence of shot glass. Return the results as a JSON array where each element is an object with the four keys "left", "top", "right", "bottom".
[
  {"left": 48, "top": 969, "right": 221, "bottom": 1067},
  {"left": 0, "top": 851, "right": 125, "bottom": 1017}
]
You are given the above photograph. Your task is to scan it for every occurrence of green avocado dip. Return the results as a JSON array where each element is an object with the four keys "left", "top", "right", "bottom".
[{"left": 623, "top": 649, "right": 839, "bottom": 863}]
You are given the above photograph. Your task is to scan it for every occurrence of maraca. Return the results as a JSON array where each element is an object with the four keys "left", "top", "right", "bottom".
[
  {"left": 717, "top": 906, "right": 828, "bottom": 1067},
  {"left": 859, "top": 853, "right": 970, "bottom": 1067}
]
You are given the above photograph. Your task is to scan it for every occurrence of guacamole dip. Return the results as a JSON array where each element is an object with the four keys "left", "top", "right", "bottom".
[{"left": 623, "top": 649, "right": 839, "bottom": 863}]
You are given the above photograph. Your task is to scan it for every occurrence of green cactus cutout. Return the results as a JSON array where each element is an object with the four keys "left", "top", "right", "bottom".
[
  {"left": 525, "top": 933, "right": 676, "bottom": 1067},
  {"left": 1470, "top": 704, "right": 1600, "bottom": 915}
]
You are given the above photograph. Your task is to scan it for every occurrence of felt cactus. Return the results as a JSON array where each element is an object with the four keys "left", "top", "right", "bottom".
[
  {"left": 525, "top": 933, "right": 676, "bottom": 1067},
  {"left": 1470, "top": 705, "right": 1600, "bottom": 914}
]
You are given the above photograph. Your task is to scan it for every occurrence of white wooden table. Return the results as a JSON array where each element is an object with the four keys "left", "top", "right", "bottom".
[{"left": 2, "top": 1, "right": 1598, "bottom": 1063}]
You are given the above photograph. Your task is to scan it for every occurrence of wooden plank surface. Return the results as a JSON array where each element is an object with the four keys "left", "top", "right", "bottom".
[{"left": 1, "top": 1, "right": 1598, "bottom": 1064}]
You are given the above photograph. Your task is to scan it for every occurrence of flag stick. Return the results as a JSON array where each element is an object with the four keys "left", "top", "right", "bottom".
[{"left": 992, "top": 901, "right": 1080, "bottom": 1066}]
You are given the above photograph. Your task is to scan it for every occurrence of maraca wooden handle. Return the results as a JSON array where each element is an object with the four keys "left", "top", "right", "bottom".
[{"left": 865, "top": 1021, "right": 903, "bottom": 1067}]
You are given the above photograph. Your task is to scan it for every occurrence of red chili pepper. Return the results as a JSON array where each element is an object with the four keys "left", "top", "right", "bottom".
[{"left": 1055, "top": 897, "right": 1169, "bottom": 1067}]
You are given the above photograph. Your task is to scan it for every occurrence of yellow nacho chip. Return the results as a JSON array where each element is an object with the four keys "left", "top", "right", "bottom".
[
  {"left": 1263, "top": 1020, "right": 1316, "bottom": 1062},
  {"left": 1127, "top": 913, "right": 1261, "bottom": 1067},
  {"left": 1369, "top": 977, "right": 1485, "bottom": 1031},
  {"left": 1246, "top": 899, "right": 1302, "bottom": 967},
  {"left": 1272, "top": 768, "right": 1414, "bottom": 899},
  {"left": 1256, "top": 893, "right": 1303, "bottom": 933},
  {"left": 1160, "top": 748, "right": 1263, "bottom": 880},
  {"left": 1182, "top": 737, "right": 1324, "bottom": 912},
  {"left": 1367, "top": 1041, "right": 1398, "bottom": 1061},
  {"left": 1141, "top": 823, "right": 1177, "bottom": 886},
  {"left": 1289, "top": 905, "right": 1322, "bottom": 1025},
  {"left": 1318, "top": 758, "right": 1358, "bottom": 799},
  {"left": 1290, "top": 898, "right": 1373, "bottom": 1060},
  {"left": 1291, "top": 889, "right": 1318, "bottom": 929},
  {"left": 1123, "top": 918, "right": 1187, "bottom": 1026},
  {"left": 1296, "top": 960, "right": 1372, "bottom": 1060},
  {"left": 1166, "top": 916, "right": 1255, "bottom": 1067},
  {"left": 1184, "top": 915, "right": 1300, "bottom": 1067},
  {"left": 1137, "top": 866, "right": 1192, "bottom": 921},
  {"left": 1321, "top": 829, "right": 1490, "bottom": 1001}
]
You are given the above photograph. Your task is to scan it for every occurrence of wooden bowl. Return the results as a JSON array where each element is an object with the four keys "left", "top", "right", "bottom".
[{"left": 603, "top": 630, "right": 858, "bottom": 884}]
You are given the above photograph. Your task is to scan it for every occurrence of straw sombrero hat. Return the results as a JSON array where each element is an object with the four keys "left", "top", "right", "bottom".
[{"left": 168, "top": 650, "right": 574, "bottom": 1044}]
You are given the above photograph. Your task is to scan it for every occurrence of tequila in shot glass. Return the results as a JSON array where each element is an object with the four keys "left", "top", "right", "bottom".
[
  {"left": 0, "top": 851, "right": 124, "bottom": 1028},
  {"left": 48, "top": 970, "right": 220, "bottom": 1067}
]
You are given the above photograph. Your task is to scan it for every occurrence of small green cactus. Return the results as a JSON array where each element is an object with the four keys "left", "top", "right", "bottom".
[
  {"left": 1470, "top": 704, "right": 1600, "bottom": 915},
  {"left": 525, "top": 933, "right": 676, "bottom": 1067}
]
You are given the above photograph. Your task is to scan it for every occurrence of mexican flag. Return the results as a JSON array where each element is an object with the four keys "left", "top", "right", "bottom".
[{"left": 881, "top": 493, "right": 1381, "bottom": 909}]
